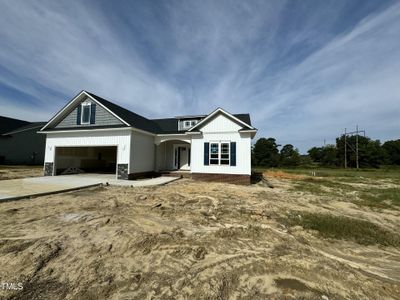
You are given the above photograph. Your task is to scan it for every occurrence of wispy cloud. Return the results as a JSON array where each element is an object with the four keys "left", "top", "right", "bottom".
[{"left": 0, "top": 0, "right": 398, "bottom": 151}]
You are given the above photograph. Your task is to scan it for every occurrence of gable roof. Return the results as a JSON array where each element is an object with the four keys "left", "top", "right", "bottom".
[
  {"left": 0, "top": 116, "right": 30, "bottom": 135},
  {"left": 86, "top": 92, "right": 161, "bottom": 134},
  {"left": 188, "top": 108, "right": 255, "bottom": 132},
  {"left": 2, "top": 122, "right": 46, "bottom": 136},
  {"left": 41, "top": 91, "right": 255, "bottom": 135}
]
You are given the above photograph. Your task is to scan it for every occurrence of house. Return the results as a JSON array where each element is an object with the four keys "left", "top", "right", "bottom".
[
  {"left": 39, "top": 91, "right": 257, "bottom": 184},
  {"left": 0, "top": 116, "right": 46, "bottom": 164}
]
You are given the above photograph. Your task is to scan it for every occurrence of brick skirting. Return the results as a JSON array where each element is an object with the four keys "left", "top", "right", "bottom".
[
  {"left": 191, "top": 173, "right": 250, "bottom": 185},
  {"left": 128, "top": 171, "right": 158, "bottom": 180}
]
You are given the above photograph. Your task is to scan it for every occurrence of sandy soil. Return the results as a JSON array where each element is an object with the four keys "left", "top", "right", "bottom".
[
  {"left": 0, "top": 175, "right": 399, "bottom": 299},
  {"left": 0, "top": 166, "right": 43, "bottom": 180}
]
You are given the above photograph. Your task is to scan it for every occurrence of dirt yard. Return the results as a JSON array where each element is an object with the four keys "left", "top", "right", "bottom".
[
  {"left": 0, "top": 165, "right": 43, "bottom": 180},
  {"left": 0, "top": 170, "right": 399, "bottom": 299}
]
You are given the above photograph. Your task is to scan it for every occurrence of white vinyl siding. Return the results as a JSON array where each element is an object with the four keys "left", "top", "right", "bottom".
[
  {"left": 191, "top": 113, "right": 252, "bottom": 175},
  {"left": 130, "top": 131, "right": 155, "bottom": 173},
  {"left": 44, "top": 129, "right": 131, "bottom": 166}
]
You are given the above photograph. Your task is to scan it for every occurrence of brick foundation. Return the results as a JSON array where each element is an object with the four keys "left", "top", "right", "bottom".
[
  {"left": 191, "top": 173, "right": 250, "bottom": 185},
  {"left": 128, "top": 171, "right": 158, "bottom": 180},
  {"left": 44, "top": 162, "right": 54, "bottom": 176}
]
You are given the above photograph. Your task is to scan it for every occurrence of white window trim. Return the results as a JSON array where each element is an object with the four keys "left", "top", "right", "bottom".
[
  {"left": 81, "top": 102, "right": 92, "bottom": 125},
  {"left": 209, "top": 141, "right": 230, "bottom": 166}
]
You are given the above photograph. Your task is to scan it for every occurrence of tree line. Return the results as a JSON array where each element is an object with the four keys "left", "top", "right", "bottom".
[{"left": 252, "top": 136, "right": 400, "bottom": 168}]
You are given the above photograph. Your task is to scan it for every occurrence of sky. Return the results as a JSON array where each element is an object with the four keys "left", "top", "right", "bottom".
[{"left": 0, "top": 0, "right": 399, "bottom": 153}]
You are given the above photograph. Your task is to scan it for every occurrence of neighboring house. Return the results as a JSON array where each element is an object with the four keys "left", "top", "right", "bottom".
[
  {"left": 40, "top": 91, "right": 257, "bottom": 184},
  {"left": 0, "top": 116, "right": 46, "bottom": 164}
]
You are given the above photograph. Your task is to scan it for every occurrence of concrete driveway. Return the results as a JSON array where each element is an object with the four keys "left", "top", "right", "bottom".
[{"left": 0, "top": 174, "right": 180, "bottom": 201}]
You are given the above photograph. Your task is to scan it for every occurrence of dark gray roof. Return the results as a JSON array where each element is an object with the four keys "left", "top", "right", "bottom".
[
  {"left": 0, "top": 116, "right": 30, "bottom": 135},
  {"left": 85, "top": 91, "right": 252, "bottom": 134},
  {"left": 3, "top": 122, "right": 50, "bottom": 135},
  {"left": 86, "top": 92, "right": 161, "bottom": 133}
]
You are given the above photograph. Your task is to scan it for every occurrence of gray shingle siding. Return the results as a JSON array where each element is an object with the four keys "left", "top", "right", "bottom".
[{"left": 55, "top": 97, "right": 124, "bottom": 128}]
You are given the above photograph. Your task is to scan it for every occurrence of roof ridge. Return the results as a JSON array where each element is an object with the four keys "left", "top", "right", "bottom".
[{"left": 85, "top": 91, "right": 162, "bottom": 133}]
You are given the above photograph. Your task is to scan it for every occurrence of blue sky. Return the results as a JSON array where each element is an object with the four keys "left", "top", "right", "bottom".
[{"left": 0, "top": 0, "right": 399, "bottom": 152}]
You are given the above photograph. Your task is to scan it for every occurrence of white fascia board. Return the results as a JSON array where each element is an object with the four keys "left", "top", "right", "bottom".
[
  {"left": 40, "top": 126, "right": 156, "bottom": 136},
  {"left": 41, "top": 91, "right": 87, "bottom": 131},
  {"left": 84, "top": 92, "right": 131, "bottom": 126},
  {"left": 130, "top": 127, "right": 156, "bottom": 136},
  {"left": 156, "top": 133, "right": 187, "bottom": 136},
  {"left": 40, "top": 91, "right": 131, "bottom": 131},
  {"left": 39, "top": 127, "right": 131, "bottom": 134},
  {"left": 188, "top": 107, "right": 254, "bottom": 131}
]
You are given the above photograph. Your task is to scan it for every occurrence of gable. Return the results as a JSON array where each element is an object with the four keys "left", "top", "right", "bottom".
[
  {"left": 53, "top": 96, "right": 124, "bottom": 129},
  {"left": 199, "top": 113, "right": 243, "bottom": 133}
]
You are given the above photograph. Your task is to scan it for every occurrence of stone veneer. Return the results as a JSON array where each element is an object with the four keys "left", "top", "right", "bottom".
[
  {"left": 117, "top": 164, "right": 129, "bottom": 180},
  {"left": 44, "top": 162, "right": 54, "bottom": 176}
]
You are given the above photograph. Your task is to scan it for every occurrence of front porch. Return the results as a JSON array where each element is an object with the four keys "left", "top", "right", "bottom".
[{"left": 155, "top": 139, "right": 191, "bottom": 172}]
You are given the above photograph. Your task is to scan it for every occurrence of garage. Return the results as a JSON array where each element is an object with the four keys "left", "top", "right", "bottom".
[{"left": 54, "top": 146, "right": 117, "bottom": 175}]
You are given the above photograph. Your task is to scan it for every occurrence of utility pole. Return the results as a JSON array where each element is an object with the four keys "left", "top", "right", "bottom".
[
  {"left": 344, "top": 128, "right": 347, "bottom": 169},
  {"left": 343, "top": 126, "right": 365, "bottom": 169},
  {"left": 356, "top": 125, "right": 359, "bottom": 170}
]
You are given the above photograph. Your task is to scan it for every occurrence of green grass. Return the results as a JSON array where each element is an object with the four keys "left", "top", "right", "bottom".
[
  {"left": 358, "top": 188, "right": 400, "bottom": 209},
  {"left": 289, "top": 177, "right": 354, "bottom": 196},
  {"left": 287, "top": 213, "right": 400, "bottom": 247}
]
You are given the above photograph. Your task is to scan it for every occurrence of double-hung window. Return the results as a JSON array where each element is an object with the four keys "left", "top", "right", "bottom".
[
  {"left": 81, "top": 102, "right": 91, "bottom": 124},
  {"left": 209, "top": 142, "right": 230, "bottom": 165}
]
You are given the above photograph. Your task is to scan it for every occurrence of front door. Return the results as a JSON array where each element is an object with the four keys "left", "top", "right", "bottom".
[{"left": 174, "top": 145, "right": 190, "bottom": 170}]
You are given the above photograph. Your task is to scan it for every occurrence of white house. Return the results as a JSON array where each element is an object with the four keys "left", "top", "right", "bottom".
[{"left": 40, "top": 91, "right": 257, "bottom": 184}]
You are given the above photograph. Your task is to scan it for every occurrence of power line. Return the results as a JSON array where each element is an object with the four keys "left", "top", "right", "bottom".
[{"left": 343, "top": 125, "right": 365, "bottom": 169}]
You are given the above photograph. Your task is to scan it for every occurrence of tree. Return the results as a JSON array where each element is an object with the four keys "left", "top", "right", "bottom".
[
  {"left": 280, "top": 144, "right": 300, "bottom": 166},
  {"left": 252, "top": 138, "right": 280, "bottom": 167},
  {"left": 308, "top": 147, "right": 324, "bottom": 162},
  {"left": 336, "top": 135, "right": 383, "bottom": 168},
  {"left": 382, "top": 140, "right": 400, "bottom": 165},
  {"left": 308, "top": 145, "right": 338, "bottom": 166}
]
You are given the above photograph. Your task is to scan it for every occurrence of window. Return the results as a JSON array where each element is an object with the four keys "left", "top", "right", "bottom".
[
  {"left": 182, "top": 119, "right": 198, "bottom": 129},
  {"left": 81, "top": 102, "right": 91, "bottom": 124},
  {"left": 210, "top": 143, "right": 219, "bottom": 165},
  {"left": 220, "top": 143, "right": 230, "bottom": 165},
  {"left": 209, "top": 142, "right": 230, "bottom": 165}
]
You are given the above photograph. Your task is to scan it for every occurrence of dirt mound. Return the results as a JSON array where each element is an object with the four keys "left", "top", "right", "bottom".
[
  {"left": 0, "top": 178, "right": 399, "bottom": 299},
  {"left": 264, "top": 170, "right": 308, "bottom": 180}
]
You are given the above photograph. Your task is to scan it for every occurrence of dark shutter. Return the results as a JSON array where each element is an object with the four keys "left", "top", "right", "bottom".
[
  {"left": 230, "top": 142, "right": 236, "bottom": 166},
  {"left": 204, "top": 142, "right": 209, "bottom": 165},
  {"left": 90, "top": 103, "right": 96, "bottom": 124},
  {"left": 76, "top": 105, "right": 81, "bottom": 125}
]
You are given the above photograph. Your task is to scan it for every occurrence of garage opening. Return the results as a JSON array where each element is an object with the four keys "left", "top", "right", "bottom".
[{"left": 54, "top": 146, "right": 117, "bottom": 175}]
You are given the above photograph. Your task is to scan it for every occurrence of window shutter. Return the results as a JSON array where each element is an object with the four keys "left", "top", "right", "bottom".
[
  {"left": 90, "top": 103, "right": 96, "bottom": 124},
  {"left": 76, "top": 105, "right": 81, "bottom": 125},
  {"left": 230, "top": 142, "right": 236, "bottom": 166},
  {"left": 204, "top": 142, "right": 209, "bottom": 165}
]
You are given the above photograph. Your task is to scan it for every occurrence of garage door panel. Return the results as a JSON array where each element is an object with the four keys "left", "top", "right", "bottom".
[{"left": 55, "top": 146, "right": 117, "bottom": 175}]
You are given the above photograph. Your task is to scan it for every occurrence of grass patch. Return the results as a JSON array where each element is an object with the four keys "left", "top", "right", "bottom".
[
  {"left": 358, "top": 188, "right": 400, "bottom": 209},
  {"left": 287, "top": 213, "right": 400, "bottom": 247},
  {"left": 290, "top": 177, "right": 354, "bottom": 196}
]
